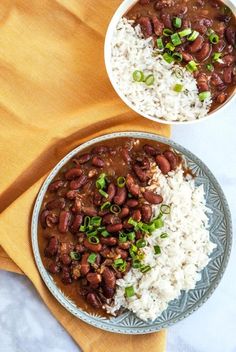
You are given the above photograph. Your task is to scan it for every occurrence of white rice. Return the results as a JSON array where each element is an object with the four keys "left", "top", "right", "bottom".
[
  {"left": 111, "top": 18, "right": 212, "bottom": 122},
  {"left": 106, "top": 166, "right": 216, "bottom": 321}
]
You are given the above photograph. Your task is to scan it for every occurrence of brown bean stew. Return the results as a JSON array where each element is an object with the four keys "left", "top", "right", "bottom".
[
  {"left": 39, "top": 138, "right": 181, "bottom": 314},
  {"left": 126, "top": 0, "right": 236, "bottom": 111}
]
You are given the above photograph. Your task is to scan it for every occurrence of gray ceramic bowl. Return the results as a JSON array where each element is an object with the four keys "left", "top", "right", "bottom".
[{"left": 31, "top": 132, "right": 232, "bottom": 334}]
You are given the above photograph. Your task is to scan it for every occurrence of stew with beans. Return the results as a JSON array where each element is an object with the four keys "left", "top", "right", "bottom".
[
  {"left": 126, "top": 0, "right": 236, "bottom": 111},
  {"left": 39, "top": 138, "right": 181, "bottom": 314}
]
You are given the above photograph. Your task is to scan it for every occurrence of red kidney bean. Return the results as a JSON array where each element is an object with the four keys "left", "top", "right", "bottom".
[
  {"left": 102, "top": 267, "right": 116, "bottom": 290},
  {"left": 199, "top": 17, "right": 213, "bottom": 27},
  {"left": 115, "top": 248, "right": 128, "bottom": 259},
  {"left": 92, "top": 156, "right": 105, "bottom": 168},
  {"left": 121, "top": 148, "right": 131, "bottom": 163},
  {"left": 223, "top": 67, "right": 233, "bottom": 84},
  {"left": 86, "top": 293, "right": 102, "bottom": 309},
  {"left": 60, "top": 253, "right": 71, "bottom": 266},
  {"left": 163, "top": 150, "right": 178, "bottom": 170},
  {"left": 189, "top": 35, "right": 204, "bottom": 53},
  {"left": 122, "top": 219, "right": 133, "bottom": 230},
  {"left": 143, "top": 191, "right": 163, "bottom": 204},
  {"left": 45, "top": 213, "right": 58, "bottom": 228},
  {"left": 196, "top": 0, "right": 205, "bottom": 6},
  {"left": 102, "top": 213, "right": 121, "bottom": 225},
  {"left": 61, "top": 267, "right": 72, "bottom": 285},
  {"left": 156, "top": 155, "right": 171, "bottom": 174},
  {"left": 84, "top": 239, "right": 102, "bottom": 252},
  {"left": 66, "top": 190, "right": 79, "bottom": 200},
  {"left": 98, "top": 209, "right": 110, "bottom": 217},
  {"left": 174, "top": 5, "right": 188, "bottom": 17},
  {"left": 70, "top": 214, "right": 83, "bottom": 233},
  {"left": 77, "top": 153, "right": 91, "bottom": 164},
  {"left": 75, "top": 244, "right": 86, "bottom": 253},
  {"left": 225, "top": 27, "right": 236, "bottom": 46},
  {"left": 119, "top": 206, "right": 130, "bottom": 219},
  {"left": 195, "top": 42, "right": 212, "bottom": 62},
  {"left": 46, "top": 197, "right": 65, "bottom": 210},
  {"left": 65, "top": 168, "right": 82, "bottom": 180},
  {"left": 126, "top": 199, "right": 139, "bottom": 208},
  {"left": 141, "top": 204, "right": 152, "bottom": 223},
  {"left": 72, "top": 198, "right": 82, "bottom": 214},
  {"left": 196, "top": 73, "right": 209, "bottom": 92},
  {"left": 58, "top": 210, "right": 71, "bottom": 233},
  {"left": 152, "top": 16, "right": 164, "bottom": 36},
  {"left": 48, "top": 262, "right": 60, "bottom": 274},
  {"left": 160, "top": 12, "right": 172, "bottom": 28},
  {"left": 216, "top": 83, "right": 227, "bottom": 91},
  {"left": 214, "top": 39, "right": 226, "bottom": 52},
  {"left": 136, "top": 156, "right": 150, "bottom": 170},
  {"left": 126, "top": 174, "right": 140, "bottom": 197},
  {"left": 182, "top": 19, "right": 191, "bottom": 29},
  {"left": 93, "top": 189, "right": 102, "bottom": 206},
  {"left": 100, "top": 237, "right": 118, "bottom": 246},
  {"left": 114, "top": 187, "right": 127, "bottom": 205},
  {"left": 86, "top": 273, "right": 102, "bottom": 286},
  {"left": 44, "top": 237, "right": 58, "bottom": 257},
  {"left": 100, "top": 247, "right": 112, "bottom": 258},
  {"left": 139, "top": 0, "right": 150, "bottom": 4},
  {"left": 77, "top": 233, "right": 86, "bottom": 244},
  {"left": 48, "top": 180, "right": 64, "bottom": 192},
  {"left": 156, "top": 0, "right": 174, "bottom": 10},
  {"left": 88, "top": 169, "right": 98, "bottom": 178},
  {"left": 71, "top": 263, "right": 81, "bottom": 280},
  {"left": 107, "top": 183, "right": 116, "bottom": 202},
  {"left": 80, "top": 253, "right": 90, "bottom": 276},
  {"left": 211, "top": 73, "right": 223, "bottom": 87},
  {"left": 60, "top": 241, "right": 74, "bottom": 254},
  {"left": 106, "top": 223, "right": 123, "bottom": 233},
  {"left": 119, "top": 242, "right": 130, "bottom": 250},
  {"left": 82, "top": 207, "right": 97, "bottom": 217},
  {"left": 181, "top": 52, "right": 194, "bottom": 62},
  {"left": 216, "top": 92, "right": 227, "bottom": 104},
  {"left": 143, "top": 144, "right": 159, "bottom": 156},
  {"left": 40, "top": 209, "right": 50, "bottom": 228},
  {"left": 92, "top": 146, "right": 108, "bottom": 155},
  {"left": 102, "top": 285, "right": 115, "bottom": 299},
  {"left": 138, "top": 17, "right": 153, "bottom": 38},
  {"left": 70, "top": 175, "right": 88, "bottom": 190},
  {"left": 133, "top": 164, "right": 149, "bottom": 183},
  {"left": 131, "top": 209, "right": 142, "bottom": 222}
]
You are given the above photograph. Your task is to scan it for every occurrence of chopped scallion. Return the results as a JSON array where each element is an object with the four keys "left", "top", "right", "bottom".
[
  {"left": 128, "top": 232, "right": 136, "bottom": 241},
  {"left": 99, "top": 189, "right": 108, "bottom": 198},
  {"left": 154, "top": 245, "right": 161, "bottom": 255},
  {"left": 125, "top": 286, "right": 135, "bottom": 298},
  {"left": 173, "top": 83, "right": 184, "bottom": 92},
  {"left": 172, "top": 52, "right": 183, "bottom": 62},
  {"left": 90, "top": 216, "right": 102, "bottom": 227},
  {"left": 70, "top": 251, "right": 80, "bottom": 260},
  {"left": 160, "top": 233, "right": 168, "bottom": 239},
  {"left": 145, "top": 74, "right": 155, "bottom": 86},
  {"left": 206, "top": 63, "right": 214, "bottom": 72},
  {"left": 140, "top": 265, "right": 151, "bottom": 273},
  {"left": 110, "top": 204, "right": 121, "bottom": 214},
  {"left": 101, "top": 201, "right": 111, "bottom": 210},
  {"left": 136, "top": 239, "right": 146, "bottom": 248},
  {"left": 186, "top": 60, "right": 198, "bottom": 73},
  {"left": 212, "top": 52, "right": 222, "bottom": 63},
  {"left": 132, "top": 258, "right": 141, "bottom": 269},
  {"left": 199, "top": 91, "right": 211, "bottom": 101},
  {"left": 88, "top": 236, "right": 99, "bottom": 244},
  {"left": 173, "top": 17, "right": 182, "bottom": 29},
  {"left": 188, "top": 30, "right": 199, "bottom": 41},
  {"left": 101, "top": 230, "right": 110, "bottom": 237},
  {"left": 156, "top": 37, "right": 164, "bottom": 50},
  {"left": 96, "top": 173, "right": 106, "bottom": 190},
  {"left": 163, "top": 52, "right": 174, "bottom": 64},
  {"left": 119, "top": 232, "right": 127, "bottom": 243},
  {"left": 179, "top": 28, "right": 192, "bottom": 38},
  {"left": 160, "top": 204, "right": 171, "bottom": 214},
  {"left": 165, "top": 42, "right": 175, "bottom": 52},
  {"left": 87, "top": 253, "right": 97, "bottom": 264},
  {"left": 171, "top": 33, "right": 182, "bottom": 46},
  {"left": 209, "top": 32, "right": 219, "bottom": 44},
  {"left": 132, "top": 70, "right": 144, "bottom": 82},
  {"left": 163, "top": 28, "right": 173, "bottom": 36},
  {"left": 117, "top": 176, "right": 126, "bottom": 188}
]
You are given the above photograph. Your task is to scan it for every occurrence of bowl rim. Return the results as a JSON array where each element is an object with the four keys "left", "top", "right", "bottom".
[
  {"left": 31, "top": 131, "right": 233, "bottom": 334},
  {"left": 104, "top": 0, "right": 236, "bottom": 125}
]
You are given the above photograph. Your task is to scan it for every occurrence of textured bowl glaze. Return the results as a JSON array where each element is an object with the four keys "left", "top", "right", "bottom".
[{"left": 31, "top": 132, "right": 232, "bottom": 334}]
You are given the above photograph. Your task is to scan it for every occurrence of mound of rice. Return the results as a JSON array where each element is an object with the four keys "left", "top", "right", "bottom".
[
  {"left": 106, "top": 166, "right": 216, "bottom": 321},
  {"left": 111, "top": 18, "right": 212, "bottom": 122}
]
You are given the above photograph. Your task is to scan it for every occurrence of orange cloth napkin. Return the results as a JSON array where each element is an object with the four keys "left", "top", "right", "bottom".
[{"left": 0, "top": 0, "right": 170, "bottom": 350}]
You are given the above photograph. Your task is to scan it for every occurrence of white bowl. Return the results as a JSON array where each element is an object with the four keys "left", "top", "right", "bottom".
[{"left": 104, "top": 0, "right": 236, "bottom": 125}]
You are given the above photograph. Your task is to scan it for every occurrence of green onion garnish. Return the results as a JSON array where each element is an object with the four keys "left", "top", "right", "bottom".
[
  {"left": 132, "top": 70, "right": 144, "bottom": 82},
  {"left": 99, "top": 189, "right": 108, "bottom": 198},
  {"left": 206, "top": 63, "right": 214, "bottom": 72},
  {"left": 186, "top": 60, "right": 198, "bottom": 72},
  {"left": 87, "top": 253, "right": 97, "bottom": 264},
  {"left": 206, "top": 28, "right": 214, "bottom": 36},
  {"left": 87, "top": 230, "right": 98, "bottom": 237},
  {"left": 154, "top": 245, "right": 161, "bottom": 255},
  {"left": 114, "top": 258, "right": 124, "bottom": 267},
  {"left": 163, "top": 52, "right": 174, "bottom": 64},
  {"left": 140, "top": 265, "right": 151, "bottom": 273},
  {"left": 165, "top": 42, "right": 175, "bottom": 52},
  {"left": 179, "top": 28, "right": 192, "bottom": 38},
  {"left": 174, "top": 67, "right": 184, "bottom": 79},
  {"left": 117, "top": 176, "right": 126, "bottom": 188},
  {"left": 160, "top": 204, "right": 171, "bottom": 214},
  {"left": 110, "top": 204, "right": 121, "bottom": 214},
  {"left": 145, "top": 74, "right": 155, "bottom": 86},
  {"left": 188, "top": 30, "right": 199, "bottom": 41},
  {"left": 88, "top": 236, "right": 100, "bottom": 244},
  {"left": 96, "top": 173, "right": 106, "bottom": 189},
  {"left": 114, "top": 259, "right": 127, "bottom": 272},
  {"left": 153, "top": 218, "right": 164, "bottom": 229},
  {"left": 101, "top": 201, "right": 111, "bottom": 210},
  {"left": 212, "top": 52, "right": 222, "bottom": 63},
  {"left": 136, "top": 239, "right": 146, "bottom": 248},
  {"left": 128, "top": 217, "right": 138, "bottom": 228},
  {"left": 101, "top": 230, "right": 110, "bottom": 237},
  {"left": 125, "top": 286, "right": 135, "bottom": 298},
  {"left": 199, "top": 91, "right": 211, "bottom": 102},
  {"left": 70, "top": 251, "right": 80, "bottom": 260},
  {"left": 172, "top": 52, "right": 183, "bottom": 62},
  {"left": 173, "top": 83, "right": 184, "bottom": 92},
  {"left": 171, "top": 33, "right": 182, "bottom": 46},
  {"left": 119, "top": 232, "right": 127, "bottom": 243},
  {"left": 129, "top": 244, "right": 138, "bottom": 257},
  {"left": 160, "top": 233, "right": 168, "bottom": 239},
  {"left": 79, "top": 216, "right": 91, "bottom": 232},
  {"left": 173, "top": 17, "right": 182, "bottom": 29},
  {"left": 128, "top": 232, "right": 136, "bottom": 241},
  {"left": 132, "top": 258, "right": 141, "bottom": 269},
  {"left": 163, "top": 28, "right": 173, "bottom": 36},
  {"left": 156, "top": 37, "right": 164, "bottom": 50},
  {"left": 209, "top": 32, "right": 219, "bottom": 44},
  {"left": 90, "top": 216, "right": 102, "bottom": 227}
]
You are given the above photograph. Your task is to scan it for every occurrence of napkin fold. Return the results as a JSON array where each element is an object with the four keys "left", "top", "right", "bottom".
[{"left": 0, "top": 0, "right": 169, "bottom": 350}]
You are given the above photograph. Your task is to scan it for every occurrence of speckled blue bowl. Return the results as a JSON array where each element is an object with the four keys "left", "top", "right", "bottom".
[{"left": 31, "top": 132, "right": 232, "bottom": 334}]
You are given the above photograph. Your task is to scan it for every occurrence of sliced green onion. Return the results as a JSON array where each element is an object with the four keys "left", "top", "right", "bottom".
[
  {"left": 128, "top": 232, "right": 136, "bottom": 241},
  {"left": 132, "top": 258, "right": 141, "bottom": 269},
  {"left": 125, "top": 286, "right": 135, "bottom": 298},
  {"left": 179, "top": 28, "right": 192, "bottom": 38},
  {"left": 96, "top": 173, "right": 106, "bottom": 190},
  {"left": 154, "top": 245, "right": 161, "bottom": 255},
  {"left": 136, "top": 239, "right": 146, "bottom": 248},
  {"left": 188, "top": 30, "right": 199, "bottom": 41},
  {"left": 171, "top": 33, "right": 182, "bottom": 46},
  {"left": 88, "top": 236, "right": 99, "bottom": 244},
  {"left": 113, "top": 259, "right": 127, "bottom": 272},
  {"left": 153, "top": 218, "right": 164, "bottom": 229},
  {"left": 70, "top": 251, "right": 80, "bottom": 260},
  {"left": 128, "top": 192, "right": 133, "bottom": 198},
  {"left": 99, "top": 189, "right": 108, "bottom": 198},
  {"left": 209, "top": 32, "right": 219, "bottom": 44},
  {"left": 101, "top": 201, "right": 111, "bottom": 210},
  {"left": 160, "top": 204, "right": 171, "bottom": 214},
  {"left": 87, "top": 230, "right": 98, "bottom": 237},
  {"left": 128, "top": 217, "right": 138, "bottom": 228},
  {"left": 145, "top": 74, "right": 155, "bottom": 86},
  {"left": 110, "top": 204, "right": 121, "bottom": 214},
  {"left": 199, "top": 91, "right": 211, "bottom": 102},
  {"left": 160, "top": 233, "right": 168, "bottom": 239},
  {"left": 87, "top": 253, "right": 97, "bottom": 264},
  {"left": 79, "top": 216, "right": 91, "bottom": 232},
  {"left": 114, "top": 258, "right": 124, "bottom": 267},
  {"left": 117, "top": 176, "right": 126, "bottom": 188},
  {"left": 129, "top": 244, "right": 138, "bottom": 258},
  {"left": 101, "top": 230, "right": 110, "bottom": 237},
  {"left": 174, "top": 67, "right": 184, "bottom": 79},
  {"left": 212, "top": 52, "right": 222, "bottom": 63},
  {"left": 140, "top": 265, "right": 151, "bottom": 273},
  {"left": 156, "top": 37, "right": 164, "bottom": 50},
  {"left": 173, "top": 83, "right": 184, "bottom": 92},
  {"left": 173, "top": 17, "right": 182, "bottom": 29},
  {"left": 163, "top": 52, "right": 174, "bottom": 64},
  {"left": 206, "top": 63, "right": 214, "bottom": 72},
  {"left": 119, "top": 262, "right": 127, "bottom": 272},
  {"left": 165, "top": 42, "right": 175, "bottom": 52},
  {"left": 119, "top": 232, "right": 127, "bottom": 243},
  {"left": 163, "top": 28, "right": 173, "bottom": 36},
  {"left": 79, "top": 225, "right": 86, "bottom": 232},
  {"left": 206, "top": 28, "right": 214, "bottom": 36},
  {"left": 90, "top": 216, "right": 102, "bottom": 227},
  {"left": 172, "top": 52, "right": 183, "bottom": 62},
  {"left": 186, "top": 60, "right": 198, "bottom": 73},
  {"left": 132, "top": 70, "right": 144, "bottom": 82}
]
